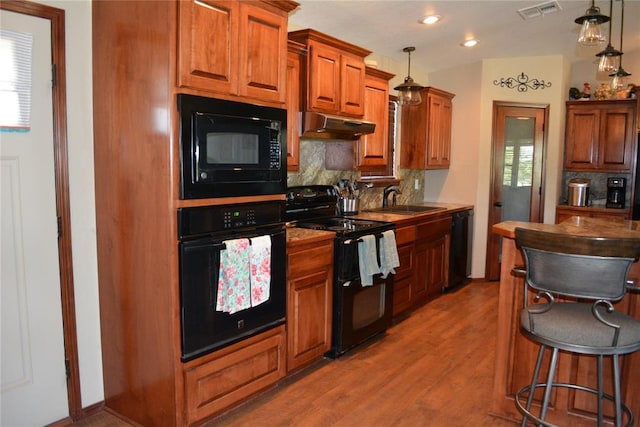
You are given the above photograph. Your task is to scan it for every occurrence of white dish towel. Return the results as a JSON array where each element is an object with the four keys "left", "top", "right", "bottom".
[
  {"left": 358, "top": 234, "right": 381, "bottom": 286},
  {"left": 380, "top": 230, "right": 400, "bottom": 278}
]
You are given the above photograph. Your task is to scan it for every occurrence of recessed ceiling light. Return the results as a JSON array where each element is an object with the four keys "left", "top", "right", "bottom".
[
  {"left": 461, "top": 39, "right": 479, "bottom": 48},
  {"left": 419, "top": 15, "right": 441, "bottom": 25}
]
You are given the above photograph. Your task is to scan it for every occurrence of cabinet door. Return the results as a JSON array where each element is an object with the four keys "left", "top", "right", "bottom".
[
  {"left": 426, "top": 93, "right": 452, "bottom": 168},
  {"left": 564, "top": 106, "right": 599, "bottom": 170},
  {"left": 340, "top": 53, "right": 366, "bottom": 116},
  {"left": 286, "top": 48, "right": 301, "bottom": 171},
  {"left": 393, "top": 244, "right": 415, "bottom": 316},
  {"left": 597, "top": 105, "right": 635, "bottom": 170},
  {"left": 287, "top": 270, "right": 332, "bottom": 371},
  {"left": 412, "top": 244, "right": 429, "bottom": 303},
  {"left": 400, "top": 87, "right": 455, "bottom": 170},
  {"left": 399, "top": 100, "right": 427, "bottom": 169},
  {"left": 287, "top": 239, "right": 333, "bottom": 372},
  {"left": 357, "top": 73, "right": 389, "bottom": 171},
  {"left": 415, "top": 217, "right": 452, "bottom": 301},
  {"left": 177, "top": 0, "right": 238, "bottom": 94},
  {"left": 307, "top": 42, "right": 340, "bottom": 113},
  {"left": 424, "top": 234, "right": 449, "bottom": 296},
  {"left": 237, "top": 3, "right": 287, "bottom": 104}
]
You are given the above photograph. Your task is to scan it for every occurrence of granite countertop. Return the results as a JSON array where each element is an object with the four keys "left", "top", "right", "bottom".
[
  {"left": 286, "top": 227, "right": 335, "bottom": 245},
  {"left": 556, "top": 203, "right": 631, "bottom": 214},
  {"left": 286, "top": 203, "right": 474, "bottom": 244},
  {"left": 354, "top": 203, "right": 473, "bottom": 223},
  {"left": 493, "top": 216, "right": 640, "bottom": 239}
]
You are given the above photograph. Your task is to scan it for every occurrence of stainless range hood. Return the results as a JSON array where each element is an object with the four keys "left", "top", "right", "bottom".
[{"left": 300, "top": 112, "right": 375, "bottom": 140}]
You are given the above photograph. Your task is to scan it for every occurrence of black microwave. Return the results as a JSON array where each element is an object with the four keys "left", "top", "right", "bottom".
[{"left": 178, "top": 94, "right": 287, "bottom": 199}]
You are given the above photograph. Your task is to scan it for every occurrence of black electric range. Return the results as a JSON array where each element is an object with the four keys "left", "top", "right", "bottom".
[
  {"left": 286, "top": 185, "right": 396, "bottom": 358},
  {"left": 286, "top": 185, "right": 392, "bottom": 234}
]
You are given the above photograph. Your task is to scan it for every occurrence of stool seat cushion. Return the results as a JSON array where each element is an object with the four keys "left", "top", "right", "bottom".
[{"left": 520, "top": 302, "right": 640, "bottom": 355}]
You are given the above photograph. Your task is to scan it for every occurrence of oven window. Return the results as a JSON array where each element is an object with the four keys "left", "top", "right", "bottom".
[
  {"left": 207, "top": 133, "right": 259, "bottom": 164},
  {"left": 352, "top": 283, "right": 386, "bottom": 330}
]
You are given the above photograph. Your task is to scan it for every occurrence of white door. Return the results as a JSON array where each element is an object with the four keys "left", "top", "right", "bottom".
[{"left": 1, "top": 9, "right": 69, "bottom": 426}]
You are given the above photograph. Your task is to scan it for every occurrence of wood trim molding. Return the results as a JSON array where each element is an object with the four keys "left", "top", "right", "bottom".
[{"left": 0, "top": 0, "right": 82, "bottom": 421}]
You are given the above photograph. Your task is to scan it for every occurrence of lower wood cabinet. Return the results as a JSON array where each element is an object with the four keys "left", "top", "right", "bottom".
[
  {"left": 555, "top": 205, "right": 630, "bottom": 223},
  {"left": 393, "top": 224, "right": 416, "bottom": 316},
  {"left": 183, "top": 325, "right": 286, "bottom": 425},
  {"left": 415, "top": 216, "right": 452, "bottom": 300},
  {"left": 286, "top": 235, "right": 334, "bottom": 372},
  {"left": 393, "top": 216, "right": 452, "bottom": 316}
]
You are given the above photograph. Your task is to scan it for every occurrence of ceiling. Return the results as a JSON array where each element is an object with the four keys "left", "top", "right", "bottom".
[{"left": 288, "top": 1, "right": 640, "bottom": 75}]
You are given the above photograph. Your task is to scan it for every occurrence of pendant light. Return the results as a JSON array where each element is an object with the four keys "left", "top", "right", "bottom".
[
  {"left": 610, "top": 0, "right": 631, "bottom": 90},
  {"left": 394, "top": 47, "right": 424, "bottom": 105},
  {"left": 595, "top": 0, "right": 621, "bottom": 73},
  {"left": 575, "top": 0, "right": 609, "bottom": 46}
]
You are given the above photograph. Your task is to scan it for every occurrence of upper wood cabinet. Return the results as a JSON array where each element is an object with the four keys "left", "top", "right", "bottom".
[
  {"left": 288, "top": 29, "right": 370, "bottom": 117},
  {"left": 178, "top": 0, "right": 294, "bottom": 104},
  {"left": 400, "top": 87, "right": 455, "bottom": 169},
  {"left": 564, "top": 99, "right": 637, "bottom": 172},
  {"left": 357, "top": 67, "right": 394, "bottom": 172},
  {"left": 286, "top": 41, "right": 305, "bottom": 172}
]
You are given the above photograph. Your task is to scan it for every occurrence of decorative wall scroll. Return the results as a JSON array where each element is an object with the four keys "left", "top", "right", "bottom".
[{"left": 493, "top": 72, "right": 552, "bottom": 92}]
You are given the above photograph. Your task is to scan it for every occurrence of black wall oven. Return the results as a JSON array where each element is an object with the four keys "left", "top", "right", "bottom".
[
  {"left": 178, "top": 94, "right": 287, "bottom": 199},
  {"left": 178, "top": 201, "right": 286, "bottom": 362}
]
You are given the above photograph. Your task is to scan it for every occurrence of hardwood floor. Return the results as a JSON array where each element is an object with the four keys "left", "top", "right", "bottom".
[{"left": 72, "top": 281, "right": 518, "bottom": 426}]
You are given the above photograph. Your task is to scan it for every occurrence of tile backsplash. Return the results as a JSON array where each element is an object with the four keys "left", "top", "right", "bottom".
[
  {"left": 561, "top": 171, "right": 632, "bottom": 206},
  {"left": 287, "top": 139, "right": 424, "bottom": 210}
]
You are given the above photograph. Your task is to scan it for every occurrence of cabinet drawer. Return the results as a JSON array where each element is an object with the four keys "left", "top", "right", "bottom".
[
  {"left": 184, "top": 326, "right": 285, "bottom": 424},
  {"left": 416, "top": 216, "right": 452, "bottom": 240},
  {"left": 288, "top": 241, "right": 333, "bottom": 278},
  {"left": 395, "top": 225, "right": 416, "bottom": 246}
]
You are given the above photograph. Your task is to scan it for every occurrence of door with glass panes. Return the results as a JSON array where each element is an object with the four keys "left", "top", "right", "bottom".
[{"left": 485, "top": 103, "right": 547, "bottom": 280}]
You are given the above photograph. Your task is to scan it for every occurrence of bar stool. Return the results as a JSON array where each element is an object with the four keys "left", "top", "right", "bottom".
[{"left": 513, "top": 228, "right": 640, "bottom": 427}]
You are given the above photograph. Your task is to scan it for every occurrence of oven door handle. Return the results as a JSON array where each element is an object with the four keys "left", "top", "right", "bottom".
[
  {"left": 343, "top": 232, "right": 386, "bottom": 245},
  {"left": 219, "top": 229, "right": 285, "bottom": 249}
]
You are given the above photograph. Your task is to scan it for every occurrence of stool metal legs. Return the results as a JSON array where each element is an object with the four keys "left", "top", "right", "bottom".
[
  {"left": 521, "top": 345, "right": 547, "bottom": 427},
  {"left": 597, "top": 355, "right": 604, "bottom": 426},
  {"left": 516, "top": 347, "right": 634, "bottom": 427},
  {"left": 519, "top": 345, "right": 559, "bottom": 427}
]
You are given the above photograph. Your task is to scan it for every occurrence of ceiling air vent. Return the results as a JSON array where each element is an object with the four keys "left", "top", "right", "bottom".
[{"left": 517, "top": 0, "right": 561, "bottom": 20}]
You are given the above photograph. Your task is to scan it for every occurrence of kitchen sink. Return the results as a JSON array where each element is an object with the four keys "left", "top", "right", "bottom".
[{"left": 364, "top": 205, "right": 446, "bottom": 215}]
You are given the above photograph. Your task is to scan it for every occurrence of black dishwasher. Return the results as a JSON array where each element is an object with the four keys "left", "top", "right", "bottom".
[{"left": 448, "top": 209, "right": 472, "bottom": 290}]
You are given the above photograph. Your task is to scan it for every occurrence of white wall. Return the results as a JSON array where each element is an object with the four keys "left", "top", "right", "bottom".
[
  {"left": 39, "top": 0, "right": 103, "bottom": 408},
  {"left": 427, "top": 55, "right": 570, "bottom": 278}
]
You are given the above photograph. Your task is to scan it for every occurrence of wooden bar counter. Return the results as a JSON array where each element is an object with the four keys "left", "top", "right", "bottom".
[{"left": 491, "top": 217, "right": 640, "bottom": 426}]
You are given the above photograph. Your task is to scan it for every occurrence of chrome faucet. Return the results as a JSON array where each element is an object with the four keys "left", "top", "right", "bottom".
[{"left": 382, "top": 185, "right": 402, "bottom": 208}]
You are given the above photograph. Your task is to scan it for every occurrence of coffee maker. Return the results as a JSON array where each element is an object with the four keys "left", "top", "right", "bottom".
[{"left": 606, "top": 177, "right": 626, "bottom": 209}]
